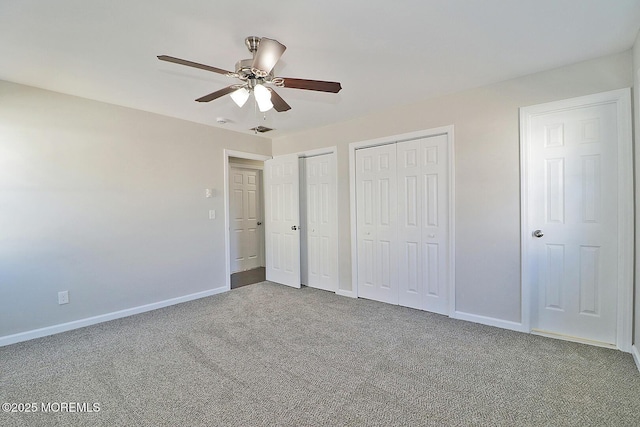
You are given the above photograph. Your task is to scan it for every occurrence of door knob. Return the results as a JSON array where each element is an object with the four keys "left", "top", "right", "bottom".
[
  {"left": 532, "top": 229, "right": 544, "bottom": 238},
  {"left": 291, "top": 225, "right": 299, "bottom": 231},
  {"left": 257, "top": 222, "right": 262, "bottom": 226}
]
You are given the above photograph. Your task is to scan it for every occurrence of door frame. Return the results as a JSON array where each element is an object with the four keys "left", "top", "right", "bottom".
[
  {"left": 519, "top": 88, "right": 633, "bottom": 352},
  {"left": 224, "top": 149, "right": 271, "bottom": 291},
  {"left": 348, "top": 125, "right": 456, "bottom": 313}
]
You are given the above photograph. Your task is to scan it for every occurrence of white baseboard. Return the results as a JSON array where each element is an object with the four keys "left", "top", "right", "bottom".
[
  {"left": 451, "top": 310, "right": 526, "bottom": 332},
  {"left": 632, "top": 345, "right": 640, "bottom": 372},
  {"left": 0, "top": 286, "right": 228, "bottom": 347},
  {"left": 531, "top": 329, "right": 617, "bottom": 350},
  {"left": 336, "top": 289, "right": 356, "bottom": 298}
]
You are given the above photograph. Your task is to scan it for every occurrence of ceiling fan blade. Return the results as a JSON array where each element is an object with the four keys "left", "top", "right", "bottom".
[
  {"left": 251, "top": 38, "right": 286, "bottom": 75},
  {"left": 270, "top": 89, "right": 291, "bottom": 112},
  {"left": 280, "top": 78, "right": 342, "bottom": 93},
  {"left": 195, "top": 86, "right": 237, "bottom": 102},
  {"left": 158, "top": 55, "right": 232, "bottom": 75}
]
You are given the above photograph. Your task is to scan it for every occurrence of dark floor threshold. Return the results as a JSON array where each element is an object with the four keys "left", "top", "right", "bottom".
[{"left": 231, "top": 267, "right": 266, "bottom": 289}]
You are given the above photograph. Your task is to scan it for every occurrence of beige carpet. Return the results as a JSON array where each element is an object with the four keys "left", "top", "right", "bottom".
[{"left": 1, "top": 282, "right": 639, "bottom": 426}]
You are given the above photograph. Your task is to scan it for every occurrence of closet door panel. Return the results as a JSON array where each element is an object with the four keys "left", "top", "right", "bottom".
[
  {"left": 303, "top": 154, "right": 338, "bottom": 292},
  {"left": 356, "top": 144, "right": 398, "bottom": 304},
  {"left": 397, "top": 135, "right": 449, "bottom": 313},
  {"left": 421, "top": 135, "right": 449, "bottom": 314},
  {"left": 397, "top": 139, "right": 423, "bottom": 309}
]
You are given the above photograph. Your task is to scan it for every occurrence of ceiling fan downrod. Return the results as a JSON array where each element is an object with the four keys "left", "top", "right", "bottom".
[{"left": 244, "top": 36, "right": 261, "bottom": 56}]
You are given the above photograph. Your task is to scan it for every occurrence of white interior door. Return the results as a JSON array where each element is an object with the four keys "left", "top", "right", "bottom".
[
  {"left": 355, "top": 144, "right": 398, "bottom": 304},
  {"left": 265, "top": 154, "right": 301, "bottom": 288},
  {"left": 302, "top": 154, "right": 338, "bottom": 292},
  {"left": 229, "top": 167, "right": 262, "bottom": 273},
  {"left": 397, "top": 135, "right": 449, "bottom": 314},
  {"left": 526, "top": 100, "right": 619, "bottom": 345}
]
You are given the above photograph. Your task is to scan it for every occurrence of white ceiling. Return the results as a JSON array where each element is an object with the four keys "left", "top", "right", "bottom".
[{"left": 1, "top": 0, "right": 639, "bottom": 138}]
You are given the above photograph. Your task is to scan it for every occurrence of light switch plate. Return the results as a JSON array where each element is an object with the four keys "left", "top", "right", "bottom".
[
  {"left": 209, "top": 210, "right": 216, "bottom": 219},
  {"left": 205, "top": 189, "right": 213, "bottom": 198}
]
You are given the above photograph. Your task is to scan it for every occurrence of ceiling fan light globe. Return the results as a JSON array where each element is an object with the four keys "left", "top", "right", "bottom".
[
  {"left": 254, "top": 84, "right": 273, "bottom": 112},
  {"left": 230, "top": 87, "right": 250, "bottom": 107},
  {"left": 257, "top": 98, "right": 274, "bottom": 113}
]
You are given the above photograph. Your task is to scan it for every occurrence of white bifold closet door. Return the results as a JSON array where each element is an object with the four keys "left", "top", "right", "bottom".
[
  {"left": 356, "top": 135, "right": 449, "bottom": 314},
  {"left": 396, "top": 135, "right": 449, "bottom": 314},
  {"left": 356, "top": 144, "right": 399, "bottom": 304},
  {"left": 301, "top": 154, "right": 338, "bottom": 292}
]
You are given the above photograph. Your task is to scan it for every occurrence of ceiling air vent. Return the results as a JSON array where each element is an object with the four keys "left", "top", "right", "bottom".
[{"left": 250, "top": 126, "right": 274, "bottom": 133}]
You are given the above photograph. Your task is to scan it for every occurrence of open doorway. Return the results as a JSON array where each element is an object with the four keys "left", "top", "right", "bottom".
[
  {"left": 229, "top": 160, "right": 264, "bottom": 288},
  {"left": 224, "top": 148, "right": 339, "bottom": 293},
  {"left": 224, "top": 150, "right": 271, "bottom": 290}
]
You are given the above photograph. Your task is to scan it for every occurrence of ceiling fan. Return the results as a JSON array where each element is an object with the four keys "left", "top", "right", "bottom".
[{"left": 158, "top": 36, "right": 342, "bottom": 113}]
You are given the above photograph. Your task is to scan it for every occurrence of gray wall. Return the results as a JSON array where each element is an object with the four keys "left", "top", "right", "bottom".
[
  {"left": 1, "top": 49, "right": 636, "bottom": 341},
  {"left": 0, "top": 80, "right": 270, "bottom": 337},
  {"left": 272, "top": 51, "right": 633, "bottom": 324}
]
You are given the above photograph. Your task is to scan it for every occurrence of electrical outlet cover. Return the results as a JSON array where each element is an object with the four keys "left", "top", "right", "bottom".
[{"left": 58, "top": 291, "right": 69, "bottom": 305}]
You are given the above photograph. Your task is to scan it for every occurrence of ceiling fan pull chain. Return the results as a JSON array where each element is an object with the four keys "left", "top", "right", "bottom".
[{"left": 254, "top": 97, "right": 260, "bottom": 133}]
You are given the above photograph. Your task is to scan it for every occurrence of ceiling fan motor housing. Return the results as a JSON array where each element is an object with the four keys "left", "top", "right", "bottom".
[
  {"left": 235, "top": 58, "right": 279, "bottom": 87},
  {"left": 235, "top": 59, "right": 254, "bottom": 78},
  {"left": 235, "top": 37, "right": 268, "bottom": 81}
]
